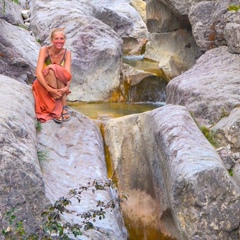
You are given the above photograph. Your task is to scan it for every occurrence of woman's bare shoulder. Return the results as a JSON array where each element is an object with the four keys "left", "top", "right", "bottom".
[
  {"left": 65, "top": 49, "right": 71, "bottom": 56},
  {"left": 40, "top": 45, "right": 50, "bottom": 52}
]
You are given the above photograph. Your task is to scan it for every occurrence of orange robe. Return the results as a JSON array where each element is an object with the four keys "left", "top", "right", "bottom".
[{"left": 32, "top": 64, "right": 72, "bottom": 123}]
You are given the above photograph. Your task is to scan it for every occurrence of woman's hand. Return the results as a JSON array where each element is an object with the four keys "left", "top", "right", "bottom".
[
  {"left": 48, "top": 87, "right": 62, "bottom": 100},
  {"left": 58, "top": 86, "right": 69, "bottom": 95}
]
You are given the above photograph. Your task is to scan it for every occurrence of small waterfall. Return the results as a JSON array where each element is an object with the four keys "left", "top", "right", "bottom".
[{"left": 123, "top": 55, "right": 168, "bottom": 104}]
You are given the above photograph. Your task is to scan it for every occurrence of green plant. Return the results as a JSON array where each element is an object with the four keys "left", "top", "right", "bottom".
[
  {"left": 228, "top": 5, "right": 240, "bottom": 12},
  {"left": 37, "top": 149, "right": 49, "bottom": 162},
  {"left": 228, "top": 168, "right": 233, "bottom": 176},
  {"left": 1, "top": 0, "right": 6, "bottom": 14},
  {"left": 199, "top": 126, "right": 217, "bottom": 147},
  {"left": 1, "top": 181, "right": 126, "bottom": 239},
  {"left": 2, "top": 208, "right": 27, "bottom": 238},
  {"left": 2, "top": 0, "right": 20, "bottom": 14},
  {"left": 17, "top": 24, "right": 29, "bottom": 30},
  {"left": 220, "top": 107, "right": 230, "bottom": 118},
  {"left": 36, "top": 121, "right": 42, "bottom": 133}
]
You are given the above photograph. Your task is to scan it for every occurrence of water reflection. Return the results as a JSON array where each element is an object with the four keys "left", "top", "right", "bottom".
[{"left": 68, "top": 102, "right": 165, "bottom": 119}]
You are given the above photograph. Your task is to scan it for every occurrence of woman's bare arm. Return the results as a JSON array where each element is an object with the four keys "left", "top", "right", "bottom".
[
  {"left": 35, "top": 47, "right": 51, "bottom": 92},
  {"left": 60, "top": 50, "right": 72, "bottom": 94}
]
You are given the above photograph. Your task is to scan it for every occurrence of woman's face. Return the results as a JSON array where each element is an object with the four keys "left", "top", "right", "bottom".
[{"left": 51, "top": 31, "right": 65, "bottom": 49}]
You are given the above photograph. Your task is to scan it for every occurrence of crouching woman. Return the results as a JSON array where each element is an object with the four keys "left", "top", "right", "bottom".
[{"left": 32, "top": 28, "right": 72, "bottom": 123}]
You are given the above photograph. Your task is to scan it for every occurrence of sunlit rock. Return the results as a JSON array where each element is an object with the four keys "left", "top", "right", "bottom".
[
  {"left": 29, "top": 0, "right": 149, "bottom": 101},
  {"left": 166, "top": 46, "right": 240, "bottom": 126},
  {"left": 38, "top": 110, "right": 128, "bottom": 239},
  {"left": 130, "top": 0, "right": 146, "bottom": 23},
  {"left": 105, "top": 104, "right": 240, "bottom": 240},
  {"left": 144, "top": 30, "right": 201, "bottom": 79}
]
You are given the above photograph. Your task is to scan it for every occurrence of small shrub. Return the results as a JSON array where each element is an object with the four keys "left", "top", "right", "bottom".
[
  {"left": 37, "top": 149, "right": 49, "bottom": 162},
  {"left": 1, "top": 181, "right": 126, "bottom": 239},
  {"left": 228, "top": 5, "right": 240, "bottom": 12},
  {"left": 1, "top": 208, "right": 27, "bottom": 239},
  {"left": 220, "top": 107, "right": 230, "bottom": 118},
  {"left": 199, "top": 126, "right": 217, "bottom": 147},
  {"left": 228, "top": 168, "right": 233, "bottom": 176},
  {"left": 17, "top": 24, "right": 29, "bottom": 30},
  {"left": 36, "top": 121, "right": 42, "bottom": 133}
]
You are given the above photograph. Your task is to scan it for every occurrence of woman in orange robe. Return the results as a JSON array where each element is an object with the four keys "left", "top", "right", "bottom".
[{"left": 32, "top": 28, "right": 72, "bottom": 123}]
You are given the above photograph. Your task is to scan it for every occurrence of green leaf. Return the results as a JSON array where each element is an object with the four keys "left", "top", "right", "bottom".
[{"left": 72, "top": 228, "right": 82, "bottom": 237}]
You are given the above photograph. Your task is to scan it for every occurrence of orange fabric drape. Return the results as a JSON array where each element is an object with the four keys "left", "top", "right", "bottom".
[{"left": 32, "top": 64, "right": 72, "bottom": 123}]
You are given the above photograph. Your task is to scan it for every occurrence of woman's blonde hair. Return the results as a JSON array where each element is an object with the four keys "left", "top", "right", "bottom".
[{"left": 50, "top": 28, "right": 66, "bottom": 40}]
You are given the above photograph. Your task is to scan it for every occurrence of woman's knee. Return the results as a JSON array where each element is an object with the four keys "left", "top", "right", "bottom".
[
  {"left": 57, "top": 79, "right": 65, "bottom": 88},
  {"left": 45, "top": 69, "right": 57, "bottom": 87}
]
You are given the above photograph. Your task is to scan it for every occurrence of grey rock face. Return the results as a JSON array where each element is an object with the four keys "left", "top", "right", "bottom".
[
  {"left": 0, "top": 0, "right": 24, "bottom": 25},
  {"left": 30, "top": 0, "right": 147, "bottom": 101},
  {"left": 37, "top": 111, "right": 127, "bottom": 240},
  {"left": 104, "top": 104, "right": 240, "bottom": 240},
  {"left": 144, "top": 0, "right": 202, "bottom": 79},
  {"left": 213, "top": 107, "right": 240, "bottom": 153},
  {"left": 90, "top": 0, "right": 148, "bottom": 39},
  {"left": 223, "top": 12, "right": 240, "bottom": 53},
  {"left": 166, "top": 46, "right": 240, "bottom": 126},
  {"left": 0, "top": 19, "right": 40, "bottom": 83},
  {"left": 189, "top": 0, "right": 240, "bottom": 53},
  {"left": 0, "top": 74, "right": 49, "bottom": 235},
  {"left": 159, "top": 0, "right": 208, "bottom": 16},
  {"left": 189, "top": 1, "right": 218, "bottom": 52},
  {"left": 144, "top": 30, "right": 201, "bottom": 78},
  {"left": 29, "top": 0, "right": 123, "bottom": 102},
  {"left": 146, "top": 0, "right": 181, "bottom": 33}
]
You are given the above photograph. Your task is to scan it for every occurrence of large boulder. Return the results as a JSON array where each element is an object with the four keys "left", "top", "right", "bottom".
[
  {"left": 144, "top": 0, "right": 202, "bottom": 79},
  {"left": 0, "top": 73, "right": 127, "bottom": 239},
  {"left": 38, "top": 112, "right": 127, "bottom": 239},
  {"left": 166, "top": 46, "right": 240, "bottom": 126},
  {"left": 30, "top": 0, "right": 122, "bottom": 102},
  {"left": 89, "top": 0, "right": 148, "bottom": 40},
  {"left": 189, "top": 0, "right": 240, "bottom": 53},
  {"left": 146, "top": 0, "right": 181, "bottom": 33},
  {"left": 0, "top": 74, "right": 49, "bottom": 236},
  {"left": 0, "top": 19, "right": 40, "bottom": 83},
  {"left": 104, "top": 104, "right": 240, "bottom": 240},
  {"left": 213, "top": 107, "right": 240, "bottom": 153},
  {"left": 159, "top": 0, "right": 208, "bottom": 16},
  {"left": 144, "top": 30, "right": 201, "bottom": 78},
  {"left": 0, "top": 0, "right": 24, "bottom": 25},
  {"left": 188, "top": 1, "right": 218, "bottom": 52},
  {"left": 29, "top": 0, "right": 149, "bottom": 102}
]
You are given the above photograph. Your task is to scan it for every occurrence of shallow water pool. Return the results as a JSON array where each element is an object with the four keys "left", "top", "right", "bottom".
[{"left": 68, "top": 102, "right": 165, "bottom": 119}]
